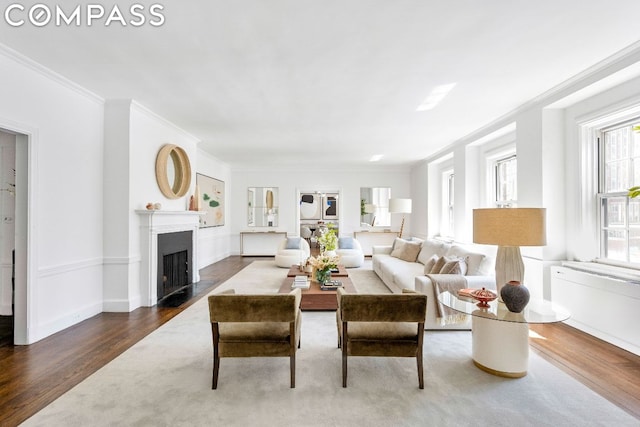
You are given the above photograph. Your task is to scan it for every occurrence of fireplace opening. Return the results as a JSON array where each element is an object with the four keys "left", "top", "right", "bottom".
[{"left": 157, "top": 231, "right": 193, "bottom": 302}]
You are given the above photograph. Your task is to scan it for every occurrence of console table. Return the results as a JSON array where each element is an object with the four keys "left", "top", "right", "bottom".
[
  {"left": 240, "top": 231, "right": 286, "bottom": 256},
  {"left": 438, "top": 291, "right": 570, "bottom": 378}
]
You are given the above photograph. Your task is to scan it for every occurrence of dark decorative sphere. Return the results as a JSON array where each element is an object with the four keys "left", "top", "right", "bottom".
[{"left": 500, "top": 281, "right": 530, "bottom": 313}]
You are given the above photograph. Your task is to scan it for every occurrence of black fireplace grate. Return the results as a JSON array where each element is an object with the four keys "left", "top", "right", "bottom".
[{"left": 162, "top": 250, "right": 189, "bottom": 298}]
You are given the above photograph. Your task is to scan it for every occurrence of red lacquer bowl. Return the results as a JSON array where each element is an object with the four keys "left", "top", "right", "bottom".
[{"left": 470, "top": 287, "right": 497, "bottom": 308}]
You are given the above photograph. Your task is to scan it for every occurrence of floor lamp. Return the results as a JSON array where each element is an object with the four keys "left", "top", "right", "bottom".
[
  {"left": 472, "top": 208, "right": 546, "bottom": 295},
  {"left": 389, "top": 198, "right": 412, "bottom": 239}
]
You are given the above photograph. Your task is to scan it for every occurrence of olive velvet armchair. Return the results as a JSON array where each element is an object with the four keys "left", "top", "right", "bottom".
[
  {"left": 336, "top": 288, "right": 427, "bottom": 389},
  {"left": 207, "top": 288, "right": 302, "bottom": 389}
]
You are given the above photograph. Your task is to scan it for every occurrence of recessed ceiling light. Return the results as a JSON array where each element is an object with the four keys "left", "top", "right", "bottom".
[
  {"left": 416, "top": 83, "right": 457, "bottom": 111},
  {"left": 370, "top": 154, "right": 383, "bottom": 162}
]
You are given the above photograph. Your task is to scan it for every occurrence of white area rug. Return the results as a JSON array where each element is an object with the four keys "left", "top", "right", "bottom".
[{"left": 22, "top": 261, "right": 638, "bottom": 426}]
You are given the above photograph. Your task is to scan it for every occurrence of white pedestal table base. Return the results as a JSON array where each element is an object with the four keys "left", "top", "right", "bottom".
[{"left": 472, "top": 316, "right": 529, "bottom": 378}]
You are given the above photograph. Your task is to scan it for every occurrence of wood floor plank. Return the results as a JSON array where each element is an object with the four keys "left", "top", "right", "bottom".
[
  {"left": 530, "top": 323, "right": 640, "bottom": 419},
  {"left": 0, "top": 255, "right": 638, "bottom": 425}
]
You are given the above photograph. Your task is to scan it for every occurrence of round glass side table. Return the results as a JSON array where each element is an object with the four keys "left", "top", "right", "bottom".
[{"left": 438, "top": 291, "right": 570, "bottom": 378}]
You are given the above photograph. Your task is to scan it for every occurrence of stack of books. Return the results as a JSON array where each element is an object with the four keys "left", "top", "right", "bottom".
[
  {"left": 320, "top": 280, "right": 343, "bottom": 291},
  {"left": 457, "top": 288, "right": 477, "bottom": 299},
  {"left": 292, "top": 275, "right": 310, "bottom": 289}
]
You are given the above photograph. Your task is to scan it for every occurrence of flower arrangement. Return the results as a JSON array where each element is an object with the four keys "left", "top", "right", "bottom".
[
  {"left": 317, "top": 224, "right": 338, "bottom": 251},
  {"left": 308, "top": 253, "right": 340, "bottom": 271},
  {"left": 308, "top": 253, "right": 341, "bottom": 285}
]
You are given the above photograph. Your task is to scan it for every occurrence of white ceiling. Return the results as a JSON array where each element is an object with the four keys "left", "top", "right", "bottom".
[{"left": 2, "top": 1, "right": 640, "bottom": 169}]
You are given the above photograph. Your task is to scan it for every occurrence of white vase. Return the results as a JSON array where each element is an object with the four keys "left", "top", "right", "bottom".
[{"left": 324, "top": 250, "right": 337, "bottom": 257}]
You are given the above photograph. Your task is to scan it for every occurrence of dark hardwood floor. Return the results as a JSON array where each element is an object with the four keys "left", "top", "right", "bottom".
[{"left": 0, "top": 255, "right": 639, "bottom": 426}]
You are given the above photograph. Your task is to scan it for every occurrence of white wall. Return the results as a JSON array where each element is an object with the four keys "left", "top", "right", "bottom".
[
  {"left": 230, "top": 167, "right": 411, "bottom": 254},
  {"left": 0, "top": 48, "right": 105, "bottom": 343},
  {"left": 410, "top": 161, "right": 429, "bottom": 239}
]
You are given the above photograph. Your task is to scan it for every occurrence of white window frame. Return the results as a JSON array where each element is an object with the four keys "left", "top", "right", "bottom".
[
  {"left": 494, "top": 154, "right": 517, "bottom": 207},
  {"left": 427, "top": 153, "right": 453, "bottom": 238},
  {"left": 577, "top": 101, "right": 640, "bottom": 267},
  {"left": 441, "top": 169, "right": 454, "bottom": 238},
  {"left": 597, "top": 118, "right": 640, "bottom": 263},
  {"left": 475, "top": 131, "right": 516, "bottom": 208}
]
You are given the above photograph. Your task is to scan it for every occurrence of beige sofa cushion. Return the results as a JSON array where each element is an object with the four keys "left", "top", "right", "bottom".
[
  {"left": 423, "top": 254, "right": 439, "bottom": 274},
  {"left": 440, "top": 257, "right": 468, "bottom": 275},
  {"left": 427, "top": 255, "right": 469, "bottom": 275},
  {"left": 390, "top": 238, "right": 422, "bottom": 262},
  {"left": 429, "top": 256, "right": 447, "bottom": 274}
]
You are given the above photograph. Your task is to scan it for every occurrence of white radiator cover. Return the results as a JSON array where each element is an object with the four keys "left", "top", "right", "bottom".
[{"left": 551, "top": 265, "right": 640, "bottom": 356}]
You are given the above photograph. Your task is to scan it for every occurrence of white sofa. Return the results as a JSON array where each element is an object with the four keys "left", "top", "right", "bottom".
[
  {"left": 372, "top": 238, "right": 495, "bottom": 330},
  {"left": 275, "top": 237, "right": 311, "bottom": 268}
]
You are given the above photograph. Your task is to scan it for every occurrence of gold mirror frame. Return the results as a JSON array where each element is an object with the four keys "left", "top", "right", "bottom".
[{"left": 155, "top": 144, "right": 191, "bottom": 199}]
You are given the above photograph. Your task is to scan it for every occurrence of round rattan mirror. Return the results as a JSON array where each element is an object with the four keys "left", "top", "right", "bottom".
[{"left": 155, "top": 144, "right": 191, "bottom": 199}]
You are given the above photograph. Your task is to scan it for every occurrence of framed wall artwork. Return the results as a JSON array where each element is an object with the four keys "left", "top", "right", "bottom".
[
  {"left": 197, "top": 173, "right": 225, "bottom": 227},
  {"left": 300, "top": 193, "right": 321, "bottom": 220},
  {"left": 323, "top": 194, "right": 339, "bottom": 220}
]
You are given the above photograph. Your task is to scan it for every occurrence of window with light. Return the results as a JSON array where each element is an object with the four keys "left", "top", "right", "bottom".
[
  {"left": 598, "top": 120, "right": 640, "bottom": 263},
  {"left": 495, "top": 155, "right": 517, "bottom": 207}
]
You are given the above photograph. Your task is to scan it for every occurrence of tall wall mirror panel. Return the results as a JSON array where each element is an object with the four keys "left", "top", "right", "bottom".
[
  {"left": 247, "top": 187, "right": 278, "bottom": 227},
  {"left": 360, "top": 187, "right": 391, "bottom": 227}
]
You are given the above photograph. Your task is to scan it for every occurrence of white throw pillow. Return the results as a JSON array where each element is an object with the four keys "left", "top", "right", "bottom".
[{"left": 417, "top": 239, "right": 451, "bottom": 265}]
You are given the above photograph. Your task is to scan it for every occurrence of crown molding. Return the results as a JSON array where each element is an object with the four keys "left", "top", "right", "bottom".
[{"left": 0, "top": 42, "right": 103, "bottom": 105}]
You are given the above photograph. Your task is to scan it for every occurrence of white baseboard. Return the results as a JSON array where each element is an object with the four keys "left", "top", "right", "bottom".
[
  {"left": 32, "top": 301, "right": 102, "bottom": 343},
  {"left": 103, "top": 295, "right": 142, "bottom": 312}
]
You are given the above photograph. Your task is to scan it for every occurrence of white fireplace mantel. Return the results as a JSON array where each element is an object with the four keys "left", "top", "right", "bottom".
[{"left": 136, "top": 210, "right": 205, "bottom": 306}]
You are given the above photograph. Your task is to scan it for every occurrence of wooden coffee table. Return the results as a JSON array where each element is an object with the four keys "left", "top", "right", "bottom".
[
  {"left": 286, "top": 264, "right": 349, "bottom": 277},
  {"left": 279, "top": 276, "right": 356, "bottom": 311}
]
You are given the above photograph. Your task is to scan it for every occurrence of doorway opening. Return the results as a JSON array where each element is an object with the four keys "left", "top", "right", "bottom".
[{"left": 0, "top": 129, "right": 16, "bottom": 346}]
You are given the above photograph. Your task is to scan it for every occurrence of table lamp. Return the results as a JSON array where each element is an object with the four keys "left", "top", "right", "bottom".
[
  {"left": 389, "top": 198, "right": 412, "bottom": 238},
  {"left": 472, "top": 208, "right": 546, "bottom": 295}
]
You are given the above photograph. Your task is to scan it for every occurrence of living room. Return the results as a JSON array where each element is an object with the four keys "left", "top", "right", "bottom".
[{"left": 1, "top": 2, "right": 640, "bottom": 425}]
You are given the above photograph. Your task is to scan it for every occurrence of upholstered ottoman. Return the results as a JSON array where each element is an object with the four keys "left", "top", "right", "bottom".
[
  {"left": 336, "top": 237, "right": 365, "bottom": 268},
  {"left": 274, "top": 237, "right": 311, "bottom": 268}
]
